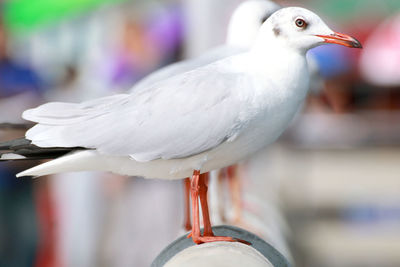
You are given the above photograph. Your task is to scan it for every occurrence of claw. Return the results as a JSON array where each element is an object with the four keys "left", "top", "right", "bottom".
[{"left": 191, "top": 235, "right": 251, "bottom": 245}]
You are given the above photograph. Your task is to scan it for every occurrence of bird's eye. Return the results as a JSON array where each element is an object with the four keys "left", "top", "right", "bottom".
[{"left": 295, "top": 18, "right": 307, "bottom": 29}]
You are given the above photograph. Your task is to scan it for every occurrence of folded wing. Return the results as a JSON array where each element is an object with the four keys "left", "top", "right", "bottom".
[{"left": 24, "top": 60, "right": 254, "bottom": 162}]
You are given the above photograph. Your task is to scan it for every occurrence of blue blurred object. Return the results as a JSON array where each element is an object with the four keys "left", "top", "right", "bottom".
[
  {"left": 309, "top": 45, "right": 352, "bottom": 78},
  {"left": 0, "top": 167, "right": 38, "bottom": 267},
  {"left": 0, "top": 59, "right": 43, "bottom": 97},
  {"left": 343, "top": 204, "right": 400, "bottom": 224}
]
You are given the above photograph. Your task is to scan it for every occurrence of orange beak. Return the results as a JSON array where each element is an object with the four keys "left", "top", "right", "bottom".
[{"left": 316, "top": 32, "right": 362, "bottom": 48}]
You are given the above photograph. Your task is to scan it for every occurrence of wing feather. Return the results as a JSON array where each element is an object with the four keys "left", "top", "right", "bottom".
[
  {"left": 23, "top": 94, "right": 130, "bottom": 125},
  {"left": 25, "top": 57, "right": 254, "bottom": 161}
]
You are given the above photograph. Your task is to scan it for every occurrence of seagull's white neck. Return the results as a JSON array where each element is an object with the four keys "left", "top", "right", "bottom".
[
  {"left": 248, "top": 31, "right": 310, "bottom": 99},
  {"left": 250, "top": 33, "right": 308, "bottom": 76}
]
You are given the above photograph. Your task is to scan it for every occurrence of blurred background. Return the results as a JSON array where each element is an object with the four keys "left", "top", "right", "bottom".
[{"left": 0, "top": 0, "right": 399, "bottom": 266}]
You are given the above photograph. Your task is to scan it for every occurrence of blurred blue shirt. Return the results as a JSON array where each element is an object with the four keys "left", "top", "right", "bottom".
[{"left": 0, "top": 59, "right": 43, "bottom": 97}]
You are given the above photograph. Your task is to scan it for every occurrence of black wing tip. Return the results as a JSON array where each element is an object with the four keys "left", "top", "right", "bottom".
[{"left": 0, "top": 138, "right": 83, "bottom": 161}]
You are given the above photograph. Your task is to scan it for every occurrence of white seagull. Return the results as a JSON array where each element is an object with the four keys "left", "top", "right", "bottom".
[{"left": 1, "top": 7, "right": 361, "bottom": 244}]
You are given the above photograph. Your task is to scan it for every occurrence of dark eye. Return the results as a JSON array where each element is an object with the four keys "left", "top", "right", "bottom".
[{"left": 295, "top": 18, "right": 307, "bottom": 28}]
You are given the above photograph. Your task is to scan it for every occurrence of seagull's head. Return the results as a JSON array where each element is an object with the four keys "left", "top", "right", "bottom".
[
  {"left": 257, "top": 7, "right": 362, "bottom": 53},
  {"left": 227, "top": 0, "right": 281, "bottom": 48}
]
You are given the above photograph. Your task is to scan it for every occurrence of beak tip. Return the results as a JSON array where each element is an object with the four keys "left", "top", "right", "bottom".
[{"left": 352, "top": 38, "right": 363, "bottom": 49}]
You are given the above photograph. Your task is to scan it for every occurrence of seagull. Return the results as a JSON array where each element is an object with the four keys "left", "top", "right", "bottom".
[{"left": 0, "top": 7, "right": 361, "bottom": 244}]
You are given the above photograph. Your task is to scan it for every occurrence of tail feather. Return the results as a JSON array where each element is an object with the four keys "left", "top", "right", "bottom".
[{"left": 16, "top": 150, "right": 104, "bottom": 177}]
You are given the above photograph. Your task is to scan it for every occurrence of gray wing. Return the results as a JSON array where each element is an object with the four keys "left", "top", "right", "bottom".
[
  {"left": 23, "top": 60, "right": 254, "bottom": 162},
  {"left": 130, "top": 45, "right": 245, "bottom": 93}
]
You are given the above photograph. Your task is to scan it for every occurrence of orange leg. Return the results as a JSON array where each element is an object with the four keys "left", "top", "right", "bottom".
[
  {"left": 183, "top": 178, "right": 192, "bottom": 231},
  {"left": 188, "top": 170, "right": 250, "bottom": 245},
  {"left": 188, "top": 170, "right": 201, "bottom": 242},
  {"left": 198, "top": 173, "right": 213, "bottom": 236}
]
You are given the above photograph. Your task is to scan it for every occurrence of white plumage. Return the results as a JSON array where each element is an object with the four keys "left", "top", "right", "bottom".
[{"left": 17, "top": 7, "right": 361, "bottom": 178}]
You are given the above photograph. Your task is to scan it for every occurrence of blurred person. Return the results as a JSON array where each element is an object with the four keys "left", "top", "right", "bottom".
[
  {"left": 106, "top": 4, "right": 183, "bottom": 92},
  {"left": 110, "top": 19, "right": 156, "bottom": 89},
  {"left": 0, "top": 20, "right": 43, "bottom": 122},
  {"left": 0, "top": 18, "right": 55, "bottom": 267}
]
